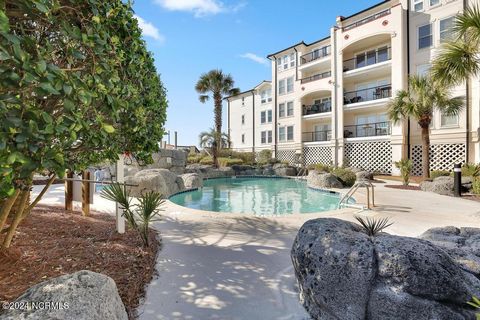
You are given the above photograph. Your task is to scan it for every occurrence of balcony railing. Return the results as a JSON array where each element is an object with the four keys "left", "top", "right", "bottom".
[
  {"left": 343, "top": 47, "right": 391, "bottom": 72},
  {"left": 344, "top": 121, "right": 390, "bottom": 138},
  {"left": 343, "top": 9, "right": 391, "bottom": 31},
  {"left": 302, "top": 130, "right": 331, "bottom": 143},
  {"left": 302, "top": 102, "right": 332, "bottom": 116},
  {"left": 300, "top": 46, "right": 331, "bottom": 65},
  {"left": 344, "top": 84, "right": 391, "bottom": 105},
  {"left": 300, "top": 71, "right": 332, "bottom": 84}
]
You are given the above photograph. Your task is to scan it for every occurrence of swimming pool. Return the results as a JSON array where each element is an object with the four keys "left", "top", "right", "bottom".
[{"left": 169, "top": 177, "right": 342, "bottom": 216}]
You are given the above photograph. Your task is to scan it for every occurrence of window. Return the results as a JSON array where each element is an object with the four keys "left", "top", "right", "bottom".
[
  {"left": 283, "top": 55, "right": 289, "bottom": 70},
  {"left": 279, "top": 103, "right": 285, "bottom": 118},
  {"left": 287, "top": 126, "right": 294, "bottom": 141},
  {"left": 287, "top": 76, "right": 294, "bottom": 93},
  {"left": 261, "top": 131, "right": 267, "bottom": 144},
  {"left": 417, "top": 64, "right": 431, "bottom": 76},
  {"left": 260, "top": 89, "right": 272, "bottom": 104},
  {"left": 241, "top": 134, "right": 245, "bottom": 144},
  {"left": 260, "top": 111, "right": 266, "bottom": 124},
  {"left": 267, "top": 130, "right": 272, "bottom": 143},
  {"left": 413, "top": 0, "right": 423, "bottom": 11},
  {"left": 278, "top": 127, "right": 286, "bottom": 142},
  {"left": 418, "top": 24, "right": 432, "bottom": 49},
  {"left": 440, "top": 17, "right": 455, "bottom": 43},
  {"left": 278, "top": 79, "right": 285, "bottom": 95},
  {"left": 430, "top": 0, "right": 440, "bottom": 6},
  {"left": 241, "top": 114, "right": 245, "bottom": 125},
  {"left": 290, "top": 53, "right": 295, "bottom": 68},
  {"left": 267, "top": 110, "right": 272, "bottom": 123},
  {"left": 287, "top": 101, "right": 294, "bottom": 116},
  {"left": 241, "top": 97, "right": 245, "bottom": 106},
  {"left": 277, "top": 58, "right": 282, "bottom": 71},
  {"left": 441, "top": 113, "right": 459, "bottom": 127}
]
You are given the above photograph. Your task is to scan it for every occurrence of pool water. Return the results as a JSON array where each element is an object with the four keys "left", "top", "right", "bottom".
[{"left": 169, "top": 177, "right": 342, "bottom": 215}]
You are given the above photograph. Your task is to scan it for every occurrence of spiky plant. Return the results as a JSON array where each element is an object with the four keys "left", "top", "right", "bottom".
[
  {"left": 100, "top": 183, "right": 137, "bottom": 228},
  {"left": 394, "top": 159, "right": 413, "bottom": 186},
  {"left": 467, "top": 296, "right": 480, "bottom": 320},
  {"left": 136, "top": 191, "right": 164, "bottom": 247},
  {"left": 354, "top": 216, "right": 393, "bottom": 237}
]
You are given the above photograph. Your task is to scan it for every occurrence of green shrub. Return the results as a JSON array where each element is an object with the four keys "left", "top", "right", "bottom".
[
  {"left": 395, "top": 159, "right": 413, "bottom": 186},
  {"left": 218, "top": 158, "right": 243, "bottom": 167},
  {"left": 257, "top": 150, "right": 273, "bottom": 165},
  {"left": 315, "top": 163, "right": 333, "bottom": 173},
  {"left": 217, "top": 150, "right": 255, "bottom": 165},
  {"left": 430, "top": 170, "right": 450, "bottom": 180},
  {"left": 332, "top": 168, "right": 356, "bottom": 187},
  {"left": 199, "top": 156, "right": 213, "bottom": 165},
  {"left": 187, "top": 154, "right": 203, "bottom": 164},
  {"left": 473, "top": 178, "right": 480, "bottom": 195},
  {"left": 462, "top": 163, "right": 480, "bottom": 177}
]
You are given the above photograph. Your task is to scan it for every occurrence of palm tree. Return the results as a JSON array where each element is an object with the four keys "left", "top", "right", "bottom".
[
  {"left": 388, "top": 75, "right": 464, "bottom": 178},
  {"left": 199, "top": 129, "right": 230, "bottom": 150},
  {"left": 195, "top": 70, "right": 239, "bottom": 167},
  {"left": 431, "top": 5, "right": 480, "bottom": 85}
]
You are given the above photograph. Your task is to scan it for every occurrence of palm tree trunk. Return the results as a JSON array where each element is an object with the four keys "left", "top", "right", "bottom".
[
  {"left": 213, "top": 92, "right": 222, "bottom": 168},
  {"left": 421, "top": 125, "right": 431, "bottom": 179}
]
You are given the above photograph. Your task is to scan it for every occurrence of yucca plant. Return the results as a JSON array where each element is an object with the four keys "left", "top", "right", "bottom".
[
  {"left": 395, "top": 159, "right": 413, "bottom": 186},
  {"left": 136, "top": 191, "right": 164, "bottom": 247},
  {"left": 100, "top": 183, "right": 164, "bottom": 247},
  {"left": 100, "top": 183, "right": 137, "bottom": 229},
  {"left": 355, "top": 216, "right": 393, "bottom": 237},
  {"left": 467, "top": 296, "right": 480, "bottom": 320}
]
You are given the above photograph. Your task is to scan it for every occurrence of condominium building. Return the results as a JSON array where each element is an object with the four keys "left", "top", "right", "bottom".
[{"left": 227, "top": 0, "right": 480, "bottom": 175}]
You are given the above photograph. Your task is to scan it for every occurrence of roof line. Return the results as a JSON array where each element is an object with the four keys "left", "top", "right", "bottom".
[
  {"left": 340, "top": 0, "right": 391, "bottom": 21},
  {"left": 267, "top": 41, "right": 306, "bottom": 59}
]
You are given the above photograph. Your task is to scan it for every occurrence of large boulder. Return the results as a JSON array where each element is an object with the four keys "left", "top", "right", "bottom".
[
  {"left": 180, "top": 173, "right": 203, "bottom": 189},
  {"left": 291, "top": 218, "right": 480, "bottom": 320},
  {"left": 231, "top": 165, "right": 259, "bottom": 176},
  {"left": 356, "top": 170, "right": 373, "bottom": 181},
  {"left": 185, "top": 164, "right": 234, "bottom": 179},
  {"left": 420, "top": 176, "right": 454, "bottom": 195},
  {"left": 273, "top": 163, "right": 297, "bottom": 176},
  {"left": 307, "top": 170, "right": 343, "bottom": 189},
  {"left": 125, "top": 169, "right": 184, "bottom": 197},
  {"left": 0, "top": 270, "right": 127, "bottom": 320}
]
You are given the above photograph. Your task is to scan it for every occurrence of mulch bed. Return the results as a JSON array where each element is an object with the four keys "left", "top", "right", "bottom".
[
  {"left": 384, "top": 185, "right": 421, "bottom": 191},
  {"left": 0, "top": 206, "right": 160, "bottom": 319}
]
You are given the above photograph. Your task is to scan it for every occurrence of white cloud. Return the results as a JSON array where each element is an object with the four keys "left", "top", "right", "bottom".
[
  {"left": 134, "top": 15, "right": 165, "bottom": 43},
  {"left": 154, "top": 0, "right": 246, "bottom": 17},
  {"left": 240, "top": 53, "right": 269, "bottom": 66}
]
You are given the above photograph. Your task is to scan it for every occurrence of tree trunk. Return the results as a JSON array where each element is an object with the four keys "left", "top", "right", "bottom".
[
  {"left": 421, "top": 125, "right": 431, "bottom": 179},
  {"left": 213, "top": 92, "right": 223, "bottom": 168},
  {"left": 2, "top": 190, "right": 29, "bottom": 249},
  {"left": 0, "top": 190, "right": 20, "bottom": 234}
]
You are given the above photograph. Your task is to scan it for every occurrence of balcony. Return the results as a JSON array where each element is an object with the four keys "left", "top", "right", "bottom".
[
  {"left": 343, "top": 122, "right": 390, "bottom": 138},
  {"left": 300, "top": 46, "right": 331, "bottom": 65},
  {"left": 344, "top": 84, "right": 391, "bottom": 105},
  {"left": 302, "top": 130, "right": 331, "bottom": 143},
  {"left": 343, "top": 9, "right": 391, "bottom": 31},
  {"left": 303, "top": 102, "right": 332, "bottom": 116},
  {"left": 300, "top": 71, "right": 331, "bottom": 84},
  {"left": 343, "top": 47, "right": 391, "bottom": 72}
]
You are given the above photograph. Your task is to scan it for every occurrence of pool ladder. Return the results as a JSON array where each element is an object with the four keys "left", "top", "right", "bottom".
[{"left": 338, "top": 180, "right": 375, "bottom": 210}]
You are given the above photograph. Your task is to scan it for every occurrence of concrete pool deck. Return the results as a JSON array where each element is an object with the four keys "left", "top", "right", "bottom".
[{"left": 32, "top": 180, "right": 480, "bottom": 320}]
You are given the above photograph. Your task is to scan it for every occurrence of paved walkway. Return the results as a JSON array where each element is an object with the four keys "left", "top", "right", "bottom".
[{"left": 32, "top": 181, "right": 480, "bottom": 320}]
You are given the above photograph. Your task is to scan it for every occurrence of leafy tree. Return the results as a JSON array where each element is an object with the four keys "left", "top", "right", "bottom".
[
  {"left": 199, "top": 128, "right": 230, "bottom": 150},
  {"left": 387, "top": 76, "right": 463, "bottom": 179},
  {"left": 431, "top": 5, "right": 480, "bottom": 85},
  {"left": 195, "top": 70, "right": 239, "bottom": 167},
  {"left": 0, "top": 0, "right": 167, "bottom": 248}
]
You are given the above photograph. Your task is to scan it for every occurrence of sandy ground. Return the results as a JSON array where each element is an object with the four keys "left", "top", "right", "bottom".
[{"left": 32, "top": 181, "right": 480, "bottom": 320}]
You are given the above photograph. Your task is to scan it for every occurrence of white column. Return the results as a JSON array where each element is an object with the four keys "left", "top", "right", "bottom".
[{"left": 115, "top": 156, "right": 125, "bottom": 234}]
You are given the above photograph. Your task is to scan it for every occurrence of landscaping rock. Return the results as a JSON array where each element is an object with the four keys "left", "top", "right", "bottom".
[
  {"left": 261, "top": 164, "right": 275, "bottom": 176},
  {"left": 125, "top": 169, "right": 184, "bottom": 197},
  {"left": 273, "top": 163, "right": 297, "bottom": 176},
  {"left": 0, "top": 270, "right": 127, "bottom": 320},
  {"left": 124, "top": 166, "right": 138, "bottom": 177},
  {"left": 421, "top": 226, "right": 480, "bottom": 277},
  {"left": 185, "top": 164, "right": 234, "bottom": 179},
  {"left": 180, "top": 173, "right": 203, "bottom": 189},
  {"left": 291, "top": 218, "right": 480, "bottom": 320},
  {"left": 307, "top": 170, "right": 343, "bottom": 189},
  {"left": 356, "top": 170, "right": 373, "bottom": 181},
  {"left": 345, "top": 167, "right": 363, "bottom": 173},
  {"left": 420, "top": 176, "right": 454, "bottom": 195}
]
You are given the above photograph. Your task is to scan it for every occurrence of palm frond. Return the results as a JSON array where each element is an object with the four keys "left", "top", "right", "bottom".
[
  {"left": 199, "top": 95, "right": 210, "bottom": 103},
  {"left": 100, "top": 183, "right": 137, "bottom": 228},
  {"left": 454, "top": 4, "right": 480, "bottom": 41},
  {"left": 354, "top": 216, "right": 393, "bottom": 237}
]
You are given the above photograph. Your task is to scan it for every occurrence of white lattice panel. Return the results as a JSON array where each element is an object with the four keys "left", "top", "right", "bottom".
[
  {"left": 303, "top": 146, "right": 333, "bottom": 166},
  {"left": 344, "top": 141, "right": 392, "bottom": 173},
  {"left": 276, "top": 150, "right": 297, "bottom": 164},
  {"left": 411, "top": 144, "right": 466, "bottom": 176}
]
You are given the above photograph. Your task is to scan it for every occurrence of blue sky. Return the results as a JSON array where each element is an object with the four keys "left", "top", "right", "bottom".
[{"left": 132, "top": 0, "right": 381, "bottom": 147}]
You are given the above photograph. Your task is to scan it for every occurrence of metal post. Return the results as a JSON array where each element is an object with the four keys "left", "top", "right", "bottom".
[
  {"left": 454, "top": 163, "right": 462, "bottom": 197},
  {"left": 116, "top": 157, "right": 125, "bottom": 234},
  {"left": 167, "top": 130, "right": 171, "bottom": 145},
  {"left": 174, "top": 131, "right": 178, "bottom": 149}
]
